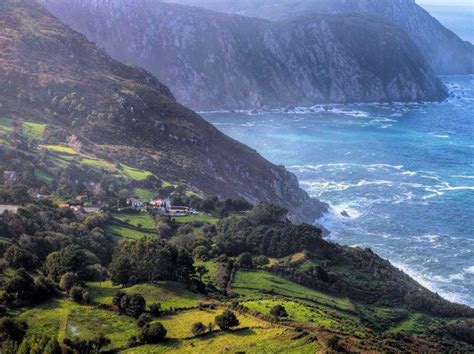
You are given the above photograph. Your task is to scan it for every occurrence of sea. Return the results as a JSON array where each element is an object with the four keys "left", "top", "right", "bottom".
[{"left": 201, "top": 75, "right": 474, "bottom": 307}]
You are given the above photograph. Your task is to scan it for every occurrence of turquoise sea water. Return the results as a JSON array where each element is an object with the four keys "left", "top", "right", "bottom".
[{"left": 202, "top": 76, "right": 474, "bottom": 306}]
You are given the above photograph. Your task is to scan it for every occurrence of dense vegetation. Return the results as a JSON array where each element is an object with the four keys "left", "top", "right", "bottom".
[{"left": 1, "top": 201, "right": 473, "bottom": 352}]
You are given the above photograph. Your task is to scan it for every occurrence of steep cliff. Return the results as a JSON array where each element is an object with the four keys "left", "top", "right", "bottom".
[
  {"left": 166, "top": 0, "right": 474, "bottom": 75},
  {"left": 0, "top": 0, "right": 326, "bottom": 223},
  {"left": 41, "top": 0, "right": 447, "bottom": 110}
]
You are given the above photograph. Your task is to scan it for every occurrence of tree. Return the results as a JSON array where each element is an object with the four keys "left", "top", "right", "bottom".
[
  {"left": 0, "top": 317, "right": 27, "bottom": 342},
  {"left": 4, "top": 269, "right": 37, "bottom": 303},
  {"left": 270, "top": 305, "right": 288, "bottom": 319},
  {"left": 59, "top": 272, "right": 77, "bottom": 292},
  {"left": 253, "top": 255, "right": 270, "bottom": 267},
  {"left": 191, "top": 322, "right": 207, "bottom": 337},
  {"left": 215, "top": 310, "right": 239, "bottom": 330},
  {"left": 4, "top": 246, "right": 38, "bottom": 270},
  {"left": 195, "top": 265, "right": 209, "bottom": 282},
  {"left": 110, "top": 256, "right": 131, "bottom": 286},
  {"left": 235, "top": 252, "right": 253, "bottom": 269},
  {"left": 139, "top": 323, "right": 167, "bottom": 343}
]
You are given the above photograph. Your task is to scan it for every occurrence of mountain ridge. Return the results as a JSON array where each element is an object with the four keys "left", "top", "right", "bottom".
[
  {"left": 0, "top": 0, "right": 326, "bottom": 223},
  {"left": 41, "top": 0, "right": 447, "bottom": 110},
  {"left": 165, "top": 0, "right": 474, "bottom": 75}
]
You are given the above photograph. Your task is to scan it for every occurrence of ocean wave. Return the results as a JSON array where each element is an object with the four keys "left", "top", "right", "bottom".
[{"left": 391, "top": 261, "right": 468, "bottom": 305}]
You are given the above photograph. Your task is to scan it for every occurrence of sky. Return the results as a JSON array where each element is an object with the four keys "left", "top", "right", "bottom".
[{"left": 418, "top": 0, "right": 473, "bottom": 5}]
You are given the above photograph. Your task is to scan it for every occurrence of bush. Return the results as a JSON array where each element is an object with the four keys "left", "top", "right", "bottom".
[
  {"left": 59, "top": 272, "right": 77, "bottom": 292},
  {"left": 139, "top": 322, "right": 167, "bottom": 343},
  {"left": 149, "top": 303, "right": 162, "bottom": 317},
  {"left": 0, "top": 317, "right": 28, "bottom": 342},
  {"left": 69, "top": 286, "right": 85, "bottom": 303},
  {"left": 191, "top": 322, "right": 207, "bottom": 337},
  {"left": 270, "top": 305, "right": 288, "bottom": 319},
  {"left": 253, "top": 255, "right": 270, "bottom": 267},
  {"left": 215, "top": 310, "right": 239, "bottom": 330},
  {"left": 137, "top": 313, "right": 152, "bottom": 328},
  {"left": 126, "top": 294, "right": 146, "bottom": 318},
  {"left": 235, "top": 252, "right": 253, "bottom": 269}
]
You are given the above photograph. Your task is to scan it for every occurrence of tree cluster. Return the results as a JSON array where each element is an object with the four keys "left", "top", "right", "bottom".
[{"left": 109, "top": 238, "right": 195, "bottom": 286}]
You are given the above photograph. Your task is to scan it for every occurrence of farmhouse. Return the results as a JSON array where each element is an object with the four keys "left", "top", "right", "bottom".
[
  {"left": 127, "top": 198, "right": 143, "bottom": 208},
  {"left": 150, "top": 198, "right": 171, "bottom": 208}
]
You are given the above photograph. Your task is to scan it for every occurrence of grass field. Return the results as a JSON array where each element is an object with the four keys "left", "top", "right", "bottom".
[
  {"left": 105, "top": 223, "right": 156, "bottom": 240},
  {"left": 156, "top": 309, "right": 270, "bottom": 339},
  {"left": 22, "top": 121, "right": 47, "bottom": 139},
  {"left": 171, "top": 215, "right": 219, "bottom": 224},
  {"left": 41, "top": 144, "right": 78, "bottom": 155},
  {"left": 133, "top": 188, "right": 156, "bottom": 200},
  {"left": 125, "top": 327, "right": 317, "bottom": 353},
  {"left": 87, "top": 281, "right": 201, "bottom": 309},
  {"left": 17, "top": 300, "right": 137, "bottom": 350},
  {"left": 232, "top": 271, "right": 353, "bottom": 311},
  {"left": 386, "top": 312, "right": 442, "bottom": 335},
  {"left": 114, "top": 213, "right": 157, "bottom": 229}
]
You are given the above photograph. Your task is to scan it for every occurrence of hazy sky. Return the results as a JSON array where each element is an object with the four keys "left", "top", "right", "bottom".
[{"left": 418, "top": 0, "right": 473, "bottom": 6}]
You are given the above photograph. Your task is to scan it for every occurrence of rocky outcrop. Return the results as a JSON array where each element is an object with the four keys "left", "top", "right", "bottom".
[
  {"left": 166, "top": 0, "right": 474, "bottom": 75},
  {"left": 41, "top": 0, "right": 447, "bottom": 110},
  {"left": 0, "top": 0, "right": 326, "bottom": 223}
]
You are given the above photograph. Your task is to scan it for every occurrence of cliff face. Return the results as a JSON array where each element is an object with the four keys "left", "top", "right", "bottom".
[
  {"left": 41, "top": 0, "right": 447, "bottom": 111},
  {"left": 166, "top": 0, "right": 474, "bottom": 75},
  {"left": 0, "top": 0, "right": 326, "bottom": 223}
]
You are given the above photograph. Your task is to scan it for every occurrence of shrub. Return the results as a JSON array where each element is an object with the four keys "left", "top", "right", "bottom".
[
  {"left": 137, "top": 313, "right": 152, "bottom": 328},
  {"left": 139, "top": 323, "right": 167, "bottom": 343},
  {"left": 191, "top": 322, "right": 207, "bottom": 337},
  {"left": 69, "top": 286, "right": 85, "bottom": 303},
  {"left": 235, "top": 252, "right": 253, "bottom": 269},
  {"left": 0, "top": 317, "right": 27, "bottom": 342},
  {"left": 126, "top": 294, "right": 146, "bottom": 318},
  {"left": 149, "top": 303, "right": 162, "bottom": 317},
  {"left": 59, "top": 272, "right": 77, "bottom": 292},
  {"left": 253, "top": 255, "right": 270, "bottom": 267},
  {"left": 270, "top": 305, "right": 288, "bottom": 318},
  {"left": 215, "top": 310, "right": 239, "bottom": 330}
]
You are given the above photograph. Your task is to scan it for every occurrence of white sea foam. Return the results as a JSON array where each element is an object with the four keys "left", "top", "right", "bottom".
[{"left": 391, "top": 261, "right": 467, "bottom": 305}]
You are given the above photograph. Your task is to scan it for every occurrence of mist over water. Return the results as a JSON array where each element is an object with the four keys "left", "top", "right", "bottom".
[{"left": 202, "top": 76, "right": 474, "bottom": 306}]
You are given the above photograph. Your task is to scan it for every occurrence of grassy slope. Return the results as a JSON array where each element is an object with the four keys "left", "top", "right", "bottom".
[
  {"left": 114, "top": 213, "right": 157, "bottom": 229},
  {"left": 87, "top": 281, "right": 201, "bottom": 309},
  {"left": 125, "top": 327, "right": 317, "bottom": 353},
  {"left": 17, "top": 299, "right": 137, "bottom": 351},
  {"left": 156, "top": 309, "right": 270, "bottom": 339},
  {"left": 232, "top": 270, "right": 353, "bottom": 311},
  {"left": 171, "top": 215, "right": 219, "bottom": 224}
]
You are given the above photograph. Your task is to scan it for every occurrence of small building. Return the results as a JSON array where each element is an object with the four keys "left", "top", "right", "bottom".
[
  {"left": 150, "top": 198, "right": 171, "bottom": 208},
  {"left": 3, "top": 171, "right": 18, "bottom": 185},
  {"left": 71, "top": 205, "right": 87, "bottom": 219},
  {"left": 167, "top": 206, "right": 191, "bottom": 216},
  {"left": 127, "top": 198, "right": 143, "bottom": 208},
  {"left": 58, "top": 203, "right": 70, "bottom": 209}
]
